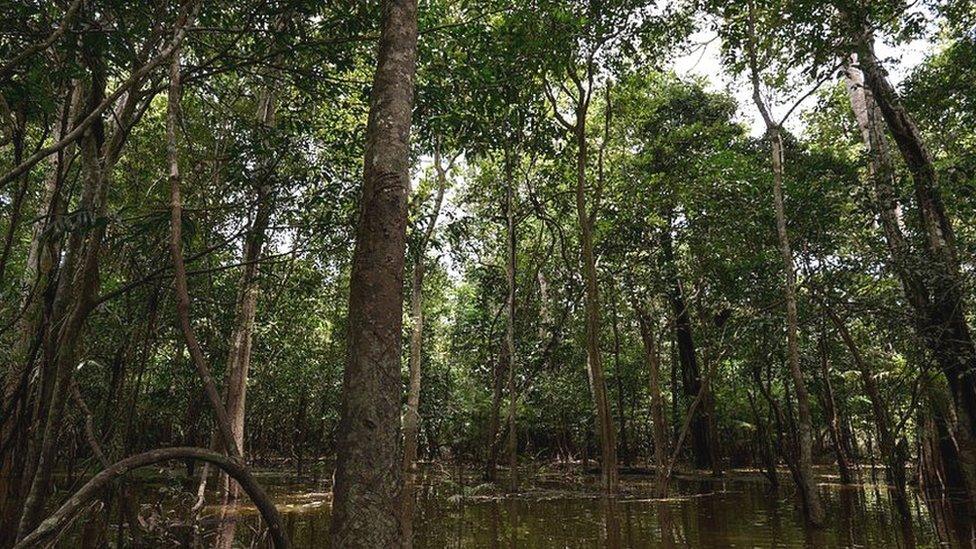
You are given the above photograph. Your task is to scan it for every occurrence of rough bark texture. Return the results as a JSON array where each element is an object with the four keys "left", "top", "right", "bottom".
[{"left": 329, "top": 0, "right": 418, "bottom": 546}]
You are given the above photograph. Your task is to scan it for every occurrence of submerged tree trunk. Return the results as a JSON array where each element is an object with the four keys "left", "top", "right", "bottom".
[
  {"left": 220, "top": 87, "right": 276, "bottom": 500},
  {"left": 402, "top": 143, "right": 449, "bottom": 477},
  {"left": 330, "top": 0, "right": 418, "bottom": 545},
  {"left": 503, "top": 150, "right": 518, "bottom": 493},
  {"left": 846, "top": 47, "right": 976, "bottom": 502},
  {"left": 574, "top": 110, "right": 618, "bottom": 494},
  {"left": 632, "top": 296, "right": 669, "bottom": 493},
  {"left": 769, "top": 126, "right": 824, "bottom": 526},
  {"left": 660, "top": 226, "right": 712, "bottom": 470},
  {"left": 825, "top": 304, "right": 912, "bottom": 521},
  {"left": 818, "top": 332, "right": 853, "bottom": 484}
]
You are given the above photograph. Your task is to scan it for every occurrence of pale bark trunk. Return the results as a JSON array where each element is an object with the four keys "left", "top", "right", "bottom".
[
  {"left": 330, "top": 0, "right": 418, "bottom": 545},
  {"left": 402, "top": 143, "right": 448, "bottom": 475},
  {"left": 400, "top": 143, "right": 447, "bottom": 545},
  {"left": 846, "top": 50, "right": 976, "bottom": 502},
  {"left": 769, "top": 127, "right": 825, "bottom": 526},
  {"left": 166, "top": 43, "right": 240, "bottom": 462},
  {"left": 219, "top": 83, "right": 277, "bottom": 502}
]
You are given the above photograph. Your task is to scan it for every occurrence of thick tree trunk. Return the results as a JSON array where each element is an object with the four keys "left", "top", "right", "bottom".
[
  {"left": 846, "top": 50, "right": 976, "bottom": 502},
  {"left": 329, "top": 0, "right": 418, "bottom": 546}
]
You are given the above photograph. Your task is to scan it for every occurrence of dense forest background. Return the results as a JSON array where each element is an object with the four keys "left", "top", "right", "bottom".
[{"left": 1, "top": 0, "right": 975, "bottom": 546}]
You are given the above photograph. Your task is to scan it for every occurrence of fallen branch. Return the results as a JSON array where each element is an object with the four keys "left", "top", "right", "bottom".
[{"left": 14, "top": 447, "right": 289, "bottom": 549}]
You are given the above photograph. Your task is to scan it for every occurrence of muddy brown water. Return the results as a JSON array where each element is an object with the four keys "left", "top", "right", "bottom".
[{"left": 66, "top": 465, "right": 973, "bottom": 547}]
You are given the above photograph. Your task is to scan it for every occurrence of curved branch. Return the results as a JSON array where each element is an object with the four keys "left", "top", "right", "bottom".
[{"left": 14, "top": 447, "right": 290, "bottom": 549}]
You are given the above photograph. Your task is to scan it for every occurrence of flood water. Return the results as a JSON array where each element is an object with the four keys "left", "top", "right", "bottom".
[{"left": 90, "top": 465, "right": 976, "bottom": 547}]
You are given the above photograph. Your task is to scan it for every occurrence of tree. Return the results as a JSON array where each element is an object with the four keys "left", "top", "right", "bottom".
[{"left": 329, "top": 0, "right": 419, "bottom": 546}]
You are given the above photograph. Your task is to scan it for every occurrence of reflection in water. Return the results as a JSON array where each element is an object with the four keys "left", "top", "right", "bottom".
[{"left": 117, "top": 467, "right": 972, "bottom": 547}]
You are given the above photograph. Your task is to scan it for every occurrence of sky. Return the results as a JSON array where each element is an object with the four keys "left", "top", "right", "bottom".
[{"left": 670, "top": 29, "right": 935, "bottom": 137}]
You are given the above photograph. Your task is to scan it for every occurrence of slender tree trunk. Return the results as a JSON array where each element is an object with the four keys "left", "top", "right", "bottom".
[
  {"left": 400, "top": 142, "right": 448, "bottom": 545},
  {"left": 330, "top": 0, "right": 418, "bottom": 545},
  {"left": 769, "top": 126, "right": 824, "bottom": 526},
  {"left": 402, "top": 142, "right": 448, "bottom": 475},
  {"left": 15, "top": 43, "right": 113, "bottom": 539},
  {"left": 825, "top": 304, "right": 912, "bottom": 521},
  {"left": 219, "top": 85, "right": 276, "bottom": 501},
  {"left": 574, "top": 116, "right": 617, "bottom": 493},
  {"left": 485, "top": 344, "right": 504, "bottom": 481},
  {"left": 661, "top": 226, "right": 711, "bottom": 470},
  {"left": 817, "top": 332, "right": 853, "bottom": 484},
  {"left": 610, "top": 285, "right": 629, "bottom": 466},
  {"left": 632, "top": 296, "right": 669, "bottom": 493},
  {"left": 504, "top": 151, "right": 518, "bottom": 493}
]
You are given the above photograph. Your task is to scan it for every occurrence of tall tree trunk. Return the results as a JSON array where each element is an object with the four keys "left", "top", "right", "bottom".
[
  {"left": 661, "top": 226, "right": 711, "bottom": 470},
  {"left": 631, "top": 296, "right": 669, "bottom": 493},
  {"left": 219, "top": 84, "right": 277, "bottom": 502},
  {"left": 574, "top": 114, "right": 617, "bottom": 493},
  {"left": 817, "top": 331, "right": 853, "bottom": 484},
  {"left": 400, "top": 142, "right": 448, "bottom": 546},
  {"left": 329, "top": 0, "right": 418, "bottom": 545},
  {"left": 503, "top": 150, "right": 518, "bottom": 493},
  {"left": 15, "top": 42, "right": 113, "bottom": 539},
  {"left": 768, "top": 126, "right": 824, "bottom": 526},
  {"left": 0, "top": 82, "right": 77, "bottom": 547},
  {"left": 402, "top": 142, "right": 448, "bottom": 475},
  {"left": 846, "top": 49, "right": 976, "bottom": 501}
]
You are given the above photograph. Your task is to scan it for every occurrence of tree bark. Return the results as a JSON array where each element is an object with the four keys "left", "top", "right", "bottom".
[
  {"left": 503, "top": 150, "right": 518, "bottom": 493},
  {"left": 846, "top": 47, "right": 976, "bottom": 501},
  {"left": 574, "top": 101, "right": 618, "bottom": 494},
  {"left": 631, "top": 296, "right": 669, "bottom": 493},
  {"left": 329, "top": 0, "right": 418, "bottom": 546},
  {"left": 660, "top": 226, "right": 712, "bottom": 470},
  {"left": 769, "top": 126, "right": 824, "bottom": 526},
  {"left": 402, "top": 142, "right": 448, "bottom": 475},
  {"left": 817, "top": 332, "right": 853, "bottom": 484}
]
